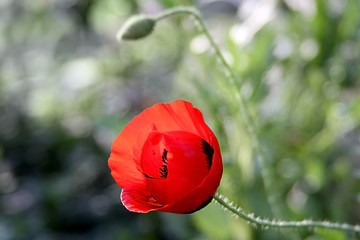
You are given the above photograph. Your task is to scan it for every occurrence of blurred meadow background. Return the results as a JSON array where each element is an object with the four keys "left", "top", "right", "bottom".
[{"left": 1, "top": 0, "right": 360, "bottom": 239}]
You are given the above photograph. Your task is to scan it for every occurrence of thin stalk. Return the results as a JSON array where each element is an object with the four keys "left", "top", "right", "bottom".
[
  {"left": 154, "top": 6, "right": 284, "bottom": 218},
  {"left": 214, "top": 195, "right": 360, "bottom": 233}
]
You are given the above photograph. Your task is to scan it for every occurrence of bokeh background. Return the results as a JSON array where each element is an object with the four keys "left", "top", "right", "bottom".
[{"left": 1, "top": 0, "right": 359, "bottom": 239}]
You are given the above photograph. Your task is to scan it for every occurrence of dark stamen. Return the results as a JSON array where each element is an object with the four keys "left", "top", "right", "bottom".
[
  {"left": 145, "top": 173, "right": 157, "bottom": 179},
  {"left": 159, "top": 149, "right": 168, "bottom": 178},
  {"left": 201, "top": 139, "right": 214, "bottom": 169},
  {"left": 162, "top": 149, "right": 168, "bottom": 164}
]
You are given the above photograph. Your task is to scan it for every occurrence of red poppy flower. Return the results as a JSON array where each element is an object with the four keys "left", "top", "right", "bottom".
[{"left": 108, "top": 99, "right": 222, "bottom": 214}]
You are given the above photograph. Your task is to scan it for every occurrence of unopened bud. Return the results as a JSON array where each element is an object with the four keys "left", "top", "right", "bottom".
[{"left": 116, "top": 15, "right": 155, "bottom": 41}]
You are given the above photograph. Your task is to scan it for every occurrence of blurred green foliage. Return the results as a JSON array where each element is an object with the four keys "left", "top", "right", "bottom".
[{"left": 0, "top": 0, "right": 359, "bottom": 239}]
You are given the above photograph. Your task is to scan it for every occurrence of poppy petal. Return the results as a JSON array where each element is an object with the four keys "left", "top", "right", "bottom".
[
  {"left": 121, "top": 183, "right": 164, "bottom": 213},
  {"left": 157, "top": 136, "right": 222, "bottom": 213},
  {"left": 158, "top": 187, "right": 215, "bottom": 214},
  {"left": 141, "top": 100, "right": 214, "bottom": 141},
  {"left": 141, "top": 130, "right": 212, "bottom": 205},
  {"left": 108, "top": 151, "right": 143, "bottom": 188}
]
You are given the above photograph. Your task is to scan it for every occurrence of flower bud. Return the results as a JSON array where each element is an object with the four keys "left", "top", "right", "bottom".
[{"left": 116, "top": 15, "right": 155, "bottom": 41}]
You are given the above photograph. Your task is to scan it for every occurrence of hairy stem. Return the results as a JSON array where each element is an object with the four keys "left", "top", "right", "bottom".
[
  {"left": 214, "top": 195, "right": 360, "bottom": 233},
  {"left": 155, "top": 6, "right": 284, "bottom": 218}
]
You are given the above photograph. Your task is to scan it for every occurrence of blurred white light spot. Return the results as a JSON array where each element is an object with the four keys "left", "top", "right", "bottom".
[
  {"left": 273, "top": 35, "right": 294, "bottom": 60},
  {"left": 237, "top": 0, "right": 258, "bottom": 19},
  {"left": 230, "top": 0, "right": 276, "bottom": 46},
  {"left": 328, "top": 0, "right": 345, "bottom": 17},
  {"left": 221, "top": 50, "right": 234, "bottom": 66},
  {"left": 60, "top": 58, "right": 98, "bottom": 91},
  {"left": 190, "top": 34, "right": 210, "bottom": 54},
  {"left": 287, "top": 183, "right": 308, "bottom": 211},
  {"left": 230, "top": 25, "right": 251, "bottom": 46},
  {"left": 264, "top": 63, "right": 283, "bottom": 85},
  {"left": 300, "top": 38, "right": 319, "bottom": 60},
  {"left": 284, "top": 0, "right": 316, "bottom": 17}
]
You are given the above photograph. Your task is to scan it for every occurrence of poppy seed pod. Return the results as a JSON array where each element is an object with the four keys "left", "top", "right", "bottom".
[
  {"left": 108, "top": 100, "right": 223, "bottom": 213},
  {"left": 116, "top": 15, "right": 155, "bottom": 41}
]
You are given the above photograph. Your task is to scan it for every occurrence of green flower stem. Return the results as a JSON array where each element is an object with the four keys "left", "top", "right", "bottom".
[
  {"left": 214, "top": 195, "right": 360, "bottom": 233},
  {"left": 155, "top": 6, "right": 284, "bottom": 218}
]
